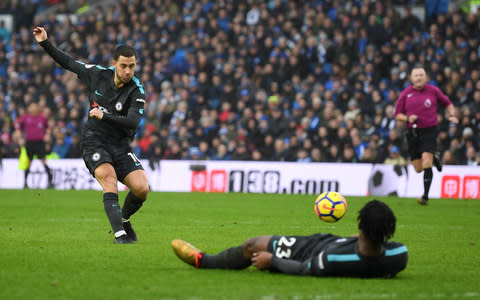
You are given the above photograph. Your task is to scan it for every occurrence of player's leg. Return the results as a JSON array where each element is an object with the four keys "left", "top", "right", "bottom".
[
  {"left": 200, "top": 235, "right": 272, "bottom": 269},
  {"left": 242, "top": 236, "right": 271, "bottom": 258},
  {"left": 122, "top": 170, "right": 149, "bottom": 241},
  {"left": 80, "top": 139, "right": 131, "bottom": 242},
  {"left": 172, "top": 236, "right": 272, "bottom": 269},
  {"left": 114, "top": 144, "right": 148, "bottom": 241},
  {"left": 94, "top": 162, "right": 119, "bottom": 193},
  {"left": 94, "top": 163, "right": 130, "bottom": 243}
]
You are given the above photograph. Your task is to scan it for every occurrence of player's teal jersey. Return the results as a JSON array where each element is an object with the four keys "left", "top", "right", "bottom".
[
  {"left": 39, "top": 39, "right": 146, "bottom": 143},
  {"left": 270, "top": 234, "right": 408, "bottom": 278},
  {"left": 310, "top": 236, "right": 407, "bottom": 278},
  {"left": 76, "top": 63, "right": 145, "bottom": 142}
]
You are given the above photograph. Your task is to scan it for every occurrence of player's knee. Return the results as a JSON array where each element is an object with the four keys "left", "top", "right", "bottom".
[
  {"left": 103, "top": 173, "right": 117, "bottom": 184},
  {"left": 242, "top": 238, "right": 256, "bottom": 256},
  {"left": 243, "top": 237, "right": 264, "bottom": 257},
  {"left": 134, "top": 183, "right": 149, "bottom": 200},
  {"left": 95, "top": 170, "right": 117, "bottom": 189}
]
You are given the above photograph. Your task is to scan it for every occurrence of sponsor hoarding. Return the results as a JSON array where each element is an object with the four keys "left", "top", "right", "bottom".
[{"left": 0, "top": 159, "right": 478, "bottom": 199}]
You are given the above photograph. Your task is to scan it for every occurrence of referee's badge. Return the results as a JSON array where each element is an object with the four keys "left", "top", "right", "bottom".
[
  {"left": 92, "top": 152, "right": 101, "bottom": 161},
  {"left": 425, "top": 99, "right": 432, "bottom": 108},
  {"left": 115, "top": 102, "right": 123, "bottom": 111}
]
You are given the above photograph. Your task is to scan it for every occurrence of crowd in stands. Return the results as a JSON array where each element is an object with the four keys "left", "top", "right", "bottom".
[{"left": 0, "top": 0, "right": 479, "bottom": 167}]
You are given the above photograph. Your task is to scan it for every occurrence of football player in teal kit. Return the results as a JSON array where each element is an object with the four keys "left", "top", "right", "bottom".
[
  {"left": 172, "top": 200, "right": 408, "bottom": 278},
  {"left": 34, "top": 26, "right": 148, "bottom": 243}
]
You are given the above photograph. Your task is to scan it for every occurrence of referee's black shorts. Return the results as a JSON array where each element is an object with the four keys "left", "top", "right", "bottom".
[
  {"left": 406, "top": 125, "right": 438, "bottom": 160},
  {"left": 25, "top": 140, "right": 47, "bottom": 160}
]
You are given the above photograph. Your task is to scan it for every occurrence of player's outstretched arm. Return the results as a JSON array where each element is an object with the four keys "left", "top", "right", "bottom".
[
  {"left": 33, "top": 26, "right": 85, "bottom": 74},
  {"left": 252, "top": 251, "right": 311, "bottom": 275},
  {"left": 98, "top": 105, "right": 144, "bottom": 130}
]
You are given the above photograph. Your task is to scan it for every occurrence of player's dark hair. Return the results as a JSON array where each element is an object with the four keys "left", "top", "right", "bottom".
[
  {"left": 113, "top": 44, "right": 137, "bottom": 61},
  {"left": 357, "top": 200, "right": 396, "bottom": 244}
]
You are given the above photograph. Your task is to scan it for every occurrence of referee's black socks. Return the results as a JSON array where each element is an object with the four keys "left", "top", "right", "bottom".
[
  {"left": 103, "top": 192, "right": 126, "bottom": 237},
  {"left": 45, "top": 165, "right": 52, "bottom": 181},
  {"left": 423, "top": 167, "right": 433, "bottom": 200}
]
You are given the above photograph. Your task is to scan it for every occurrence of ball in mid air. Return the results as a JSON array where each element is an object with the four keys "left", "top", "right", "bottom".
[{"left": 314, "top": 191, "right": 347, "bottom": 223}]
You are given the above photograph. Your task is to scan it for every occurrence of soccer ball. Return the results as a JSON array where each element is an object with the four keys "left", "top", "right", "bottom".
[{"left": 314, "top": 191, "right": 347, "bottom": 223}]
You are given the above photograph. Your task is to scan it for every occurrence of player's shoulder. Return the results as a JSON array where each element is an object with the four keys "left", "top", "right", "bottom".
[
  {"left": 384, "top": 241, "right": 408, "bottom": 255},
  {"left": 334, "top": 236, "right": 357, "bottom": 243},
  {"left": 76, "top": 61, "right": 110, "bottom": 72},
  {"left": 130, "top": 75, "right": 145, "bottom": 96}
]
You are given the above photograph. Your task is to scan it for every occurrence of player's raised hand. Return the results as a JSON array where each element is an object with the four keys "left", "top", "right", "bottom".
[{"left": 32, "top": 26, "right": 47, "bottom": 43}]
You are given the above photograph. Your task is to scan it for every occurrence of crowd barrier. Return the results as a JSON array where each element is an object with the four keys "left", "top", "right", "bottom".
[{"left": 0, "top": 159, "right": 478, "bottom": 199}]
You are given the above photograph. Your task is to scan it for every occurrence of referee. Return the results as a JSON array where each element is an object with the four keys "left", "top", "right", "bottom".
[
  {"left": 16, "top": 102, "right": 53, "bottom": 189},
  {"left": 394, "top": 64, "right": 458, "bottom": 205}
]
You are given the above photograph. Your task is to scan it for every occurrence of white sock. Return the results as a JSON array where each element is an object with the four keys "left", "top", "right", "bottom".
[{"left": 114, "top": 230, "right": 127, "bottom": 238}]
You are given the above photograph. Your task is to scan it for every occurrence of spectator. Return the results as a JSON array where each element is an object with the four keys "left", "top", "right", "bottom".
[
  {"left": 384, "top": 145, "right": 407, "bottom": 166},
  {"left": 231, "top": 142, "right": 250, "bottom": 161},
  {"left": 0, "top": 0, "right": 476, "bottom": 170},
  {"left": 188, "top": 146, "right": 204, "bottom": 160},
  {"left": 360, "top": 146, "right": 376, "bottom": 163},
  {"left": 212, "top": 143, "right": 231, "bottom": 161},
  {"left": 340, "top": 144, "right": 358, "bottom": 163},
  {"left": 464, "top": 145, "right": 478, "bottom": 166},
  {"left": 51, "top": 133, "right": 70, "bottom": 158},
  {"left": 296, "top": 148, "right": 311, "bottom": 163},
  {"left": 310, "top": 147, "right": 323, "bottom": 163},
  {"left": 325, "top": 144, "right": 340, "bottom": 163},
  {"left": 268, "top": 107, "right": 289, "bottom": 138}
]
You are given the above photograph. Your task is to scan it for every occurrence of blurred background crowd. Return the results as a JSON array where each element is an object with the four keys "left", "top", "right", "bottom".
[{"left": 0, "top": 0, "right": 479, "bottom": 167}]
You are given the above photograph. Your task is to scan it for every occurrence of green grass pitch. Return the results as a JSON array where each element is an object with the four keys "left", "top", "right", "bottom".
[{"left": 1, "top": 189, "right": 479, "bottom": 299}]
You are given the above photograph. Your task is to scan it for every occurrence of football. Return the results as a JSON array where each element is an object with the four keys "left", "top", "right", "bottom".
[{"left": 314, "top": 191, "right": 347, "bottom": 223}]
